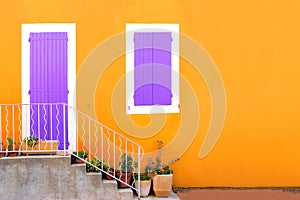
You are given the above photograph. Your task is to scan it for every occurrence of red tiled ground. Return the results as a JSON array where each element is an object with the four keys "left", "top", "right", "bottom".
[{"left": 175, "top": 188, "right": 300, "bottom": 200}]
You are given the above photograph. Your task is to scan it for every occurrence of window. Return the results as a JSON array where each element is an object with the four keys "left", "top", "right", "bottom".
[{"left": 126, "top": 24, "right": 179, "bottom": 114}]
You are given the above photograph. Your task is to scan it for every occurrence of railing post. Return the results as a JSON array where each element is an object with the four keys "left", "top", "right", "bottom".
[
  {"left": 21, "top": 104, "right": 27, "bottom": 140},
  {"left": 114, "top": 133, "right": 116, "bottom": 177},
  {"left": 17, "top": 105, "right": 22, "bottom": 152},
  {"left": 125, "top": 140, "right": 128, "bottom": 184},
  {"left": 12, "top": 105, "right": 14, "bottom": 151},
  {"left": 63, "top": 104, "right": 66, "bottom": 155},
  {"left": 101, "top": 126, "right": 104, "bottom": 170},
  {"left": 0, "top": 105, "right": 2, "bottom": 145},
  {"left": 5, "top": 105, "right": 9, "bottom": 154},
  {"left": 138, "top": 145, "right": 141, "bottom": 199},
  {"left": 50, "top": 104, "right": 53, "bottom": 150},
  {"left": 88, "top": 118, "right": 91, "bottom": 160},
  {"left": 76, "top": 112, "right": 78, "bottom": 152},
  {"left": 37, "top": 104, "right": 40, "bottom": 150},
  {"left": 42, "top": 104, "right": 46, "bottom": 146}
]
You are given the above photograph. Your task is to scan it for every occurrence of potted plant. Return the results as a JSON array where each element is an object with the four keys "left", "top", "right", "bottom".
[
  {"left": 0, "top": 142, "right": 5, "bottom": 157},
  {"left": 86, "top": 157, "right": 103, "bottom": 173},
  {"left": 134, "top": 173, "right": 151, "bottom": 197},
  {"left": 6, "top": 137, "right": 20, "bottom": 156},
  {"left": 21, "top": 135, "right": 58, "bottom": 152},
  {"left": 22, "top": 135, "right": 39, "bottom": 151},
  {"left": 71, "top": 151, "right": 88, "bottom": 164},
  {"left": 145, "top": 140, "right": 179, "bottom": 197},
  {"left": 23, "top": 135, "right": 39, "bottom": 147},
  {"left": 100, "top": 163, "right": 116, "bottom": 179},
  {"left": 105, "top": 165, "right": 118, "bottom": 180},
  {"left": 117, "top": 153, "right": 137, "bottom": 188}
]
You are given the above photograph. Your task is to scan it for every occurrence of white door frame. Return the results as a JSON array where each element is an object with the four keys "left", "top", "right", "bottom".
[{"left": 21, "top": 23, "right": 76, "bottom": 151}]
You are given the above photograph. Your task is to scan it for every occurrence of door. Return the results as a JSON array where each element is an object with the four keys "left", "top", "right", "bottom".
[{"left": 29, "top": 32, "right": 68, "bottom": 150}]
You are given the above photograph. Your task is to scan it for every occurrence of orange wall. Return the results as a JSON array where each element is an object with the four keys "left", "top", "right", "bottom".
[{"left": 1, "top": 0, "right": 300, "bottom": 187}]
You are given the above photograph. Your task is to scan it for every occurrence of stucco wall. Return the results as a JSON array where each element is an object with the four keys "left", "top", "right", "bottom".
[{"left": 1, "top": 0, "right": 300, "bottom": 187}]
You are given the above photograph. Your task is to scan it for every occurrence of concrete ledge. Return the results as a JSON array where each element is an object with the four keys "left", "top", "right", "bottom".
[
  {"left": 134, "top": 192, "right": 180, "bottom": 200},
  {"left": 119, "top": 188, "right": 133, "bottom": 200},
  {"left": 0, "top": 156, "right": 125, "bottom": 200}
]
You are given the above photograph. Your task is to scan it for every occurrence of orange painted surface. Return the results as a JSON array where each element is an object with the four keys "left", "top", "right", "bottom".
[{"left": 1, "top": 0, "right": 300, "bottom": 187}]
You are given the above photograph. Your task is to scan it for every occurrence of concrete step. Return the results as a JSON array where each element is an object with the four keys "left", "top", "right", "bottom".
[
  {"left": 71, "top": 161, "right": 133, "bottom": 200},
  {"left": 0, "top": 156, "right": 134, "bottom": 200},
  {"left": 119, "top": 188, "right": 134, "bottom": 200}
]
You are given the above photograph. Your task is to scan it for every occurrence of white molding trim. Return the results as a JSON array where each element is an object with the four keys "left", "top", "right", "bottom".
[
  {"left": 126, "top": 23, "right": 180, "bottom": 114},
  {"left": 21, "top": 23, "right": 76, "bottom": 150}
]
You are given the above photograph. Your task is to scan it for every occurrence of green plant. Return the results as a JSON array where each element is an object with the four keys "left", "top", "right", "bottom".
[
  {"left": 134, "top": 173, "right": 151, "bottom": 181},
  {"left": 145, "top": 140, "right": 179, "bottom": 175},
  {"left": 86, "top": 157, "right": 103, "bottom": 173},
  {"left": 23, "top": 135, "right": 39, "bottom": 147},
  {"left": 103, "top": 163, "right": 109, "bottom": 172},
  {"left": 119, "top": 153, "right": 137, "bottom": 173},
  {"left": 6, "top": 137, "right": 15, "bottom": 145},
  {"left": 6, "top": 137, "right": 20, "bottom": 154},
  {"left": 71, "top": 151, "right": 88, "bottom": 164},
  {"left": 107, "top": 165, "right": 120, "bottom": 173},
  {"left": 76, "top": 151, "right": 88, "bottom": 159}
]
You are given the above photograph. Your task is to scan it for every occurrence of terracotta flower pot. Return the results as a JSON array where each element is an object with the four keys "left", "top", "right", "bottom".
[
  {"left": 7, "top": 144, "right": 20, "bottom": 157},
  {"left": 0, "top": 145, "right": 6, "bottom": 157},
  {"left": 117, "top": 172, "right": 132, "bottom": 188},
  {"left": 106, "top": 171, "right": 115, "bottom": 180},
  {"left": 75, "top": 158, "right": 85, "bottom": 164},
  {"left": 152, "top": 174, "right": 173, "bottom": 197}
]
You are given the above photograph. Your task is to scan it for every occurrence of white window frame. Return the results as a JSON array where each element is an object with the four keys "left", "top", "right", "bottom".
[{"left": 126, "top": 23, "right": 180, "bottom": 114}]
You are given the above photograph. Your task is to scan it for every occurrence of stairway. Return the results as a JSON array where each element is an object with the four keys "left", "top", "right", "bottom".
[
  {"left": 0, "top": 155, "right": 133, "bottom": 200},
  {"left": 0, "top": 103, "right": 143, "bottom": 198}
]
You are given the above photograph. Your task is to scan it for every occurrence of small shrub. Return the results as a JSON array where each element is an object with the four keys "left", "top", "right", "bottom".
[{"left": 86, "top": 157, "right": 103, "bottom": 173}]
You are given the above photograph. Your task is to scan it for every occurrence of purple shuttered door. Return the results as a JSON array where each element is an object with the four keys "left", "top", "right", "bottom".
[
  {"left": 29, "top": 32, "right": 68, "bottom": 150},
  {"left": 134, "top": 32, "right": 172, "bottom": 106}
]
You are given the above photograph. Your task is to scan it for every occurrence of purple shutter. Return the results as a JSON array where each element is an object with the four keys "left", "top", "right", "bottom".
[
  {"left": 134, "top": 32, "right": 172, "bottom": 106},
  {"left": 134, "top": 32, "right": 153, "bottom": 105},
  {"left": 152, "top": 32, "right": 172, "bottom": 105},
  {"left": 29, "top": 32, "right": 48, "bottom": 144},
  {"left": 29, "top": 32, "right": 68, "bottom": 149}
]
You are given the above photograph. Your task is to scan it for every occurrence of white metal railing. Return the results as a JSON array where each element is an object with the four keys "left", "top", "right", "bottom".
[{"left": 0, "top": 103, "right": 143, "bottom": 198}]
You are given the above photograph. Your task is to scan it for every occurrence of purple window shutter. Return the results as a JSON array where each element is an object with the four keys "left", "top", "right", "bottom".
[
  {"left": 134, "top": 32, "right": 153, "bottom": 105},
  {"left": 29, "top": 32, "right": 68, "bottom": 149},
  {"left": 134, "top": 32, "right": 172, "bottom": 106},
  {"left": 152, "top": 32, "right": 172, "bottom": 105}
]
